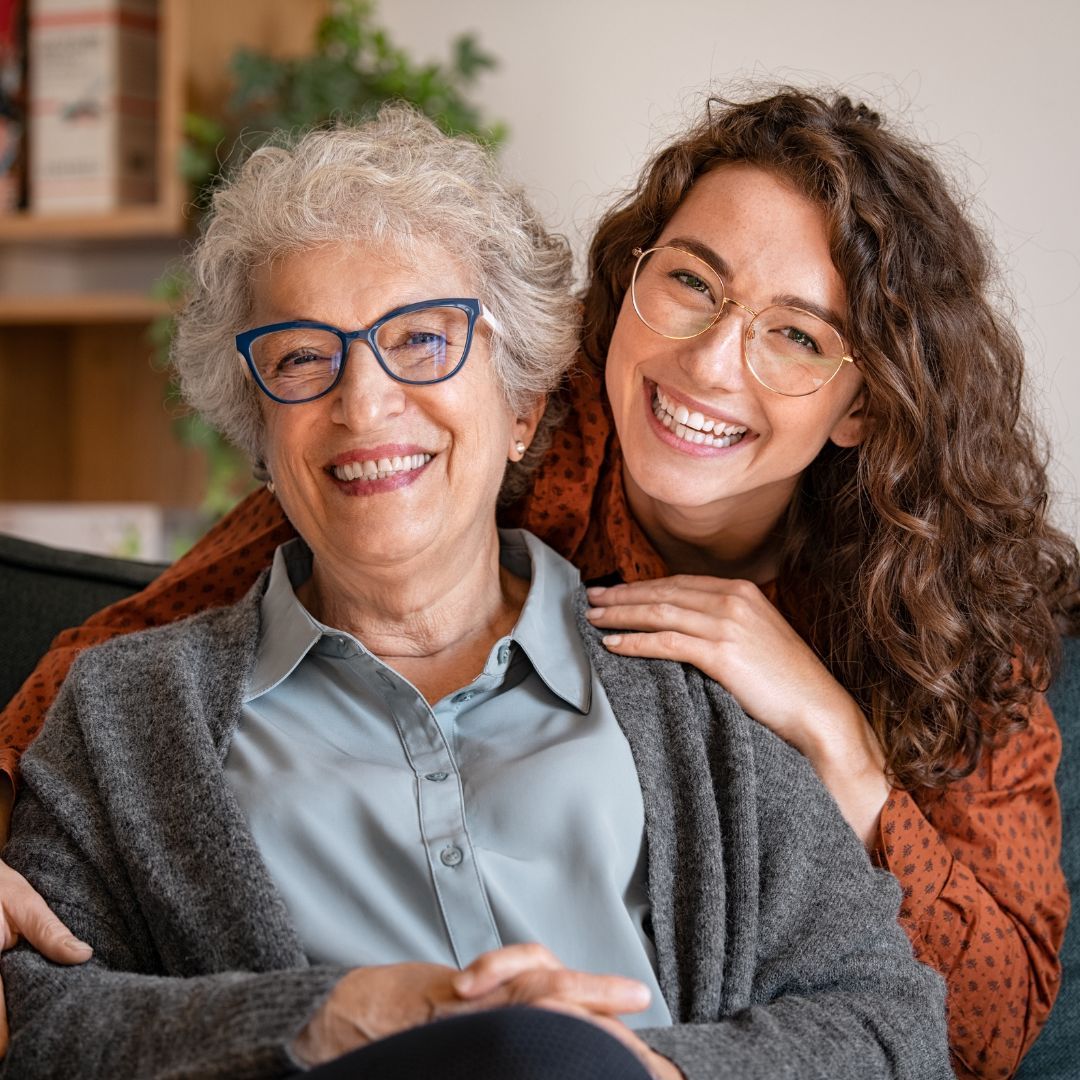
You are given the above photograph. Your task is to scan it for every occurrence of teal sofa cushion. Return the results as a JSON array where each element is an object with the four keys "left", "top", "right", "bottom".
[{"left": 1016, "top": 634, "right": 1080, "bottom": 1078}]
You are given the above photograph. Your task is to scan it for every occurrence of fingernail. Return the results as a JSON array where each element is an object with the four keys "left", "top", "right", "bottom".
[
  {"left": 603, "top": 635, "right": 622, "bottom": 647},
  {"left": 586, "top": 607, "right": 602, "bottom": 618},
  {"left": 453, "top": 972, "right": 474, "bottom": 993},
  {"left": 585, "top": 586, "right": 606, "bottom": 597},
  {"left": 66, "top": 937, "right": 93, "bottom": 957}
]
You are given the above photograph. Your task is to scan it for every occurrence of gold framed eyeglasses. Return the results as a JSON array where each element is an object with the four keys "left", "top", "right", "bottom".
[{"left": 630, "top": 245, "right": 855, "bottom": 397}]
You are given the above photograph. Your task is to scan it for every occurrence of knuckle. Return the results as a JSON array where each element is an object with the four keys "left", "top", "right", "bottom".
[
  {"left": 523, "top": 942, "right": 552, "bottom": 964},
  {"left": 721, "top": 593, "right": 750, "bottom": 620},
  {"left": 649, "top": 601, "right": 675, "bottom": 622}
]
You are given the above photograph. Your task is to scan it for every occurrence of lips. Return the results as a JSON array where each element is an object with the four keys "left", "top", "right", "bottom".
[
  {"left": 325, "top": 443, "right": 435, "bottom": 492},
  {"left": 643, "top": 380, "right": 753, "bottom": 454},
  {"left": 331, "top": 453, "right": 431, "bottom": 482}
]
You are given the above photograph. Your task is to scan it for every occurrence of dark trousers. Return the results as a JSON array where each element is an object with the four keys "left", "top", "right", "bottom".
[{"left": 302, "top": 1006, "right": 655, "bottom": 1079}]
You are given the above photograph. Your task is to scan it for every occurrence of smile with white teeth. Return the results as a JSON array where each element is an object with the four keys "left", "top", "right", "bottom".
[
  {"left": 652, "top": 387, "right": 748, "bottom": 448},
  {"left": 331, "top": 453, "right": 432, "bottom": 482}
]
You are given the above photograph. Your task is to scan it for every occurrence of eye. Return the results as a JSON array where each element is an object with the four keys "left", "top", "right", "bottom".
[
  {"left": 277, "top": 348, "right": 331, "bottom": 372},
  {"left": 404, "top": 331, "right": 447, "bottom": 349},
  {"left": 779, "top": 325, "right": 822, "bottom": 354},
  {"left": 671, "top": 269, "right": 715, "bottom": 300}
]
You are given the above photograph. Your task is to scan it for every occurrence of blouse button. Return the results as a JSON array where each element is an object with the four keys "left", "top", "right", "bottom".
[{"left": 440, "top": 845, "right": 464, "bottom": 868}]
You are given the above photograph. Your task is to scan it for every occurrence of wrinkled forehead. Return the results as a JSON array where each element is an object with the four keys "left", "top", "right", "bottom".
[{"left": 247, "top": 237, "right": 479, "bottom": 323}]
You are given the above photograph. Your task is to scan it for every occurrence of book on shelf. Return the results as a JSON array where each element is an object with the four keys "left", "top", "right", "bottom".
[
  {"left": 28, "top": 0, "right": 158, "bottom": 214},
  {"left": 0, "top": 0, "right": 25, "bottom": 212}
]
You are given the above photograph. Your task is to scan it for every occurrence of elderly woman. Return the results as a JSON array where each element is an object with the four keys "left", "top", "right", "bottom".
[{"left": 1, "top": 109, "right": 948, "bottom": 1080}]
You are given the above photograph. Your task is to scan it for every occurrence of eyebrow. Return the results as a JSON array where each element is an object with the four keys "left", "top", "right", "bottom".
[
  {"left": 665, "top": 236, "right": 733, "bottom": 280},
  {"left": 664, "top": 236, "right": 848, "bottom": 335}
]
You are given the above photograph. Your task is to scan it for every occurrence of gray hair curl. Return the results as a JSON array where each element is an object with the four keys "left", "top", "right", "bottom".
[{"left": 172, "top": 105, "right": 580, "bottom": 499}]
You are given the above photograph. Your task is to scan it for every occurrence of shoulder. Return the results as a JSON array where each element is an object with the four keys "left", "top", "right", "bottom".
[{"left": 64, "top": 572, "right": 266, "bottom": 699}]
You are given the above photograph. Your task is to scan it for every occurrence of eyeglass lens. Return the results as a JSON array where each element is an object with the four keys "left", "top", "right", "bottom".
[
  {"left": 631, "top": 246, "right": 846, "bottom": 396},
  {"left": 249, "top": 305, "right": 472, "bottom": 401}
]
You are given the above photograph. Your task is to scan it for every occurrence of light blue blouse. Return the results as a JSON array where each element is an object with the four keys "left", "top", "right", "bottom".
[{"left": 224, "top": 529, "right": 672, "bottom": 1029}]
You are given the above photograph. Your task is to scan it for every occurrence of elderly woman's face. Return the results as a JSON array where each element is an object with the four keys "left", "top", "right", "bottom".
[{"left": 251, "top": 240, "right": 533, "bottom": 571}]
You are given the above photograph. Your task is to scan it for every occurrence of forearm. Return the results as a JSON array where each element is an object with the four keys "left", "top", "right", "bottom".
[
  {"left": 640, "top": 984, "right": 951, "bottom": 1080},
  {"left": 2, "top": 947, "right": 348, "bottom": 1080},
  {"left": 900, "top": 854, "right": 1062, "bottom": 1077},
  {"left": 878, "top": 777, "right": 1068, "bottom": 1078}
]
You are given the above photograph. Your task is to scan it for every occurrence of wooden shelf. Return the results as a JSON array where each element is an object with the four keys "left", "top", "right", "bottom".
[
  {"left": 0, "top": 0, "right": 330, "bottom": 507},
  {"left": 0, "top": 293, "right": 171, "bottom": 324},
  {"left": 0, "top": 205, "right": 187, "bottom": 243}
]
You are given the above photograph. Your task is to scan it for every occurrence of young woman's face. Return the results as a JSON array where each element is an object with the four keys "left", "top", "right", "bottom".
[{"left": 604, "top": 164, "right": 867, "bottom": 530}]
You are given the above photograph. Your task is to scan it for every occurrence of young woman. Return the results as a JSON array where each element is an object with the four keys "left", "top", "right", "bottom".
[{"left": 2, "top": 90, "right": 1074, "bottom": 1078}]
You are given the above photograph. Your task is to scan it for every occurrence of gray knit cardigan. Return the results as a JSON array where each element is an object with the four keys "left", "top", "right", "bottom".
[{"left": 1, "top": 576, "right": 951, "bottom": 1079}]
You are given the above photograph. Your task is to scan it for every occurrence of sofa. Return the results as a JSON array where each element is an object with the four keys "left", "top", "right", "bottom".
[{"left": 1, "top": 530, "right": 1076, "bottom": 1077}]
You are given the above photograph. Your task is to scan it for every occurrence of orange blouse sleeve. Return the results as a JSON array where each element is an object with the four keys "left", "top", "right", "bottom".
[
  {"left": 0, "top": 487, "right": 294, "bottom": 790},
  {"left": 876, "top": 694, "right": 1069, "bottom": 1079}
]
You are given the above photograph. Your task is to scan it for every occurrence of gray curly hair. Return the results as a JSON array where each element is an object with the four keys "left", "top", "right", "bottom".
[{"left": 172, "top": 105, "right": 580, "bottom": 499}]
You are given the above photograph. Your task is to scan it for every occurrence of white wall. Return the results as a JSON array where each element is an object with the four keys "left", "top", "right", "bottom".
[{"left": 379, "top": 0, "right": 1080, "bottom": 537}]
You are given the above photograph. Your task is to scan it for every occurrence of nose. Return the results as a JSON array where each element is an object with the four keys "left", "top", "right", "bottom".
[
  {"left": 329, "top": 339, "right": 408, "bottom": 428},
  {"left": 678, "top": 301, "right": 749, "bottom": 390}
]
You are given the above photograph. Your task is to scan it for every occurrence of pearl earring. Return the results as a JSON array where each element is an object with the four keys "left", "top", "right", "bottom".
[
  {"left": 266, "top": 479, "right": 276, "bottom": 495},
  {"left": 514, "top": 440, "right": 527, "bottom": 456}
]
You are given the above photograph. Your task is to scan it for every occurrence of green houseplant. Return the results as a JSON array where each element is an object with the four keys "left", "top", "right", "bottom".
[{"left": 157, "top": 0, "right": 504, "bottom": 528}]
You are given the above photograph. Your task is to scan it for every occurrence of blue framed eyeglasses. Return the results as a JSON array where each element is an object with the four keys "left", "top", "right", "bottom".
[{"left": 236, "top": 297, "right": 503, "bottom": 404}]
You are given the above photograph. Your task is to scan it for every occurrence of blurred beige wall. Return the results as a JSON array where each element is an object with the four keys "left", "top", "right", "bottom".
[{"left": 380, "top": 0, "right": 1080, "bottom": 536}]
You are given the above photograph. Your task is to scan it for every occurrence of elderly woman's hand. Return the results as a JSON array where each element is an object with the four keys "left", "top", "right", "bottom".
[
  {"left": 585, "top": 577, "right": 891, "bottom": 848},
  {"left": 292, "top": 949, "right": 655, "bottom": 1069}
]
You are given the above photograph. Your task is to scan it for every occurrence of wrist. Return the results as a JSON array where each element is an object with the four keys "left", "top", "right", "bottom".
[
  {"left": 798, "top": 698, "right": 891, "bottom": 848},
  {"left": 798, "top": 694, "right": 883, "bottom": 778}
]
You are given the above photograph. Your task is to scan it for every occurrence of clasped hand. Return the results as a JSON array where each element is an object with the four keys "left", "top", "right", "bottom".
[{"left": 293, "top": 942, "right": 683, "bottom": 1079}]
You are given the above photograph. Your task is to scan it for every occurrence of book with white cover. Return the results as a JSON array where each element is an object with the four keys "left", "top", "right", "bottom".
[{"left": 28, "top": 0, "right": 157, "bottom": 213}]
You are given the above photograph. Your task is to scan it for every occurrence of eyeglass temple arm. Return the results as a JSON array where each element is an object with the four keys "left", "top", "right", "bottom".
[{"left": 479, "top": 303, "right": 504, "bottom": 338}]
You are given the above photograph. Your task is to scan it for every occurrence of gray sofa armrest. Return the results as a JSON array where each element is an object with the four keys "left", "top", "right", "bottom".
[{"left": 0, "top": 533, "right": 165, "bottom": 710}]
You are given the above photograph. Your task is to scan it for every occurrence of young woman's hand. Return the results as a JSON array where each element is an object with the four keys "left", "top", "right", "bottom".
[
  {"left": 0, "top": 858, "right": 93, "bottom": 1056},
  {"left": 586, "top": 576, "right": 891, "bottom": 847}
]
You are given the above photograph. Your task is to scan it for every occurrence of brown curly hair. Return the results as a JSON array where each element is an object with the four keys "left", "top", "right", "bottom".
[{"left": 581, "top": 89, "right": 1079, "bottom": 790}]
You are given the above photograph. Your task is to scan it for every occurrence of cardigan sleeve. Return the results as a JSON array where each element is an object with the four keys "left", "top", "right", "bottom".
[
  {"left": 639, "top": 720, "right": 953, "bottom": 1080},
  {"left": 0, "top": 487, "right": 291, "bottom": 794},
  {"left": 0, "top": 648, "right": 347, "bottom": 1080},
  {"left": 875, "top": 692, "right": 1068, "bottom": 1078}
]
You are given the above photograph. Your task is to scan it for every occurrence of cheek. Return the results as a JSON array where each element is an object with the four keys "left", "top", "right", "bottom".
[{"left": 604, "top": 320, "right": 639, "bottom": 410}]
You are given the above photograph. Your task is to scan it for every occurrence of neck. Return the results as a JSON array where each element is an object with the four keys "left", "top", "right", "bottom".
[
  {"left": 623, "top": 472, "right": 793, "bottom": 583},
  {"left": 297, "top": 528, "right": 527, "bottom": 665}
]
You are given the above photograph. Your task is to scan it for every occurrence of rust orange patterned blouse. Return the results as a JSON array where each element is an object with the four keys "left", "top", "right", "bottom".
[{"left": 0, "top": 365, "right": 1067, "bottom": 1079}]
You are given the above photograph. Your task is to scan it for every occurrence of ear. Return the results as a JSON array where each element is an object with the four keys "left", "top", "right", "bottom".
[
  {"left": 509, "top": 394, "right": 548, "bottom": 461},
  {"left": 828, "top": 387, "right": 871, "bottom": 448}
]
